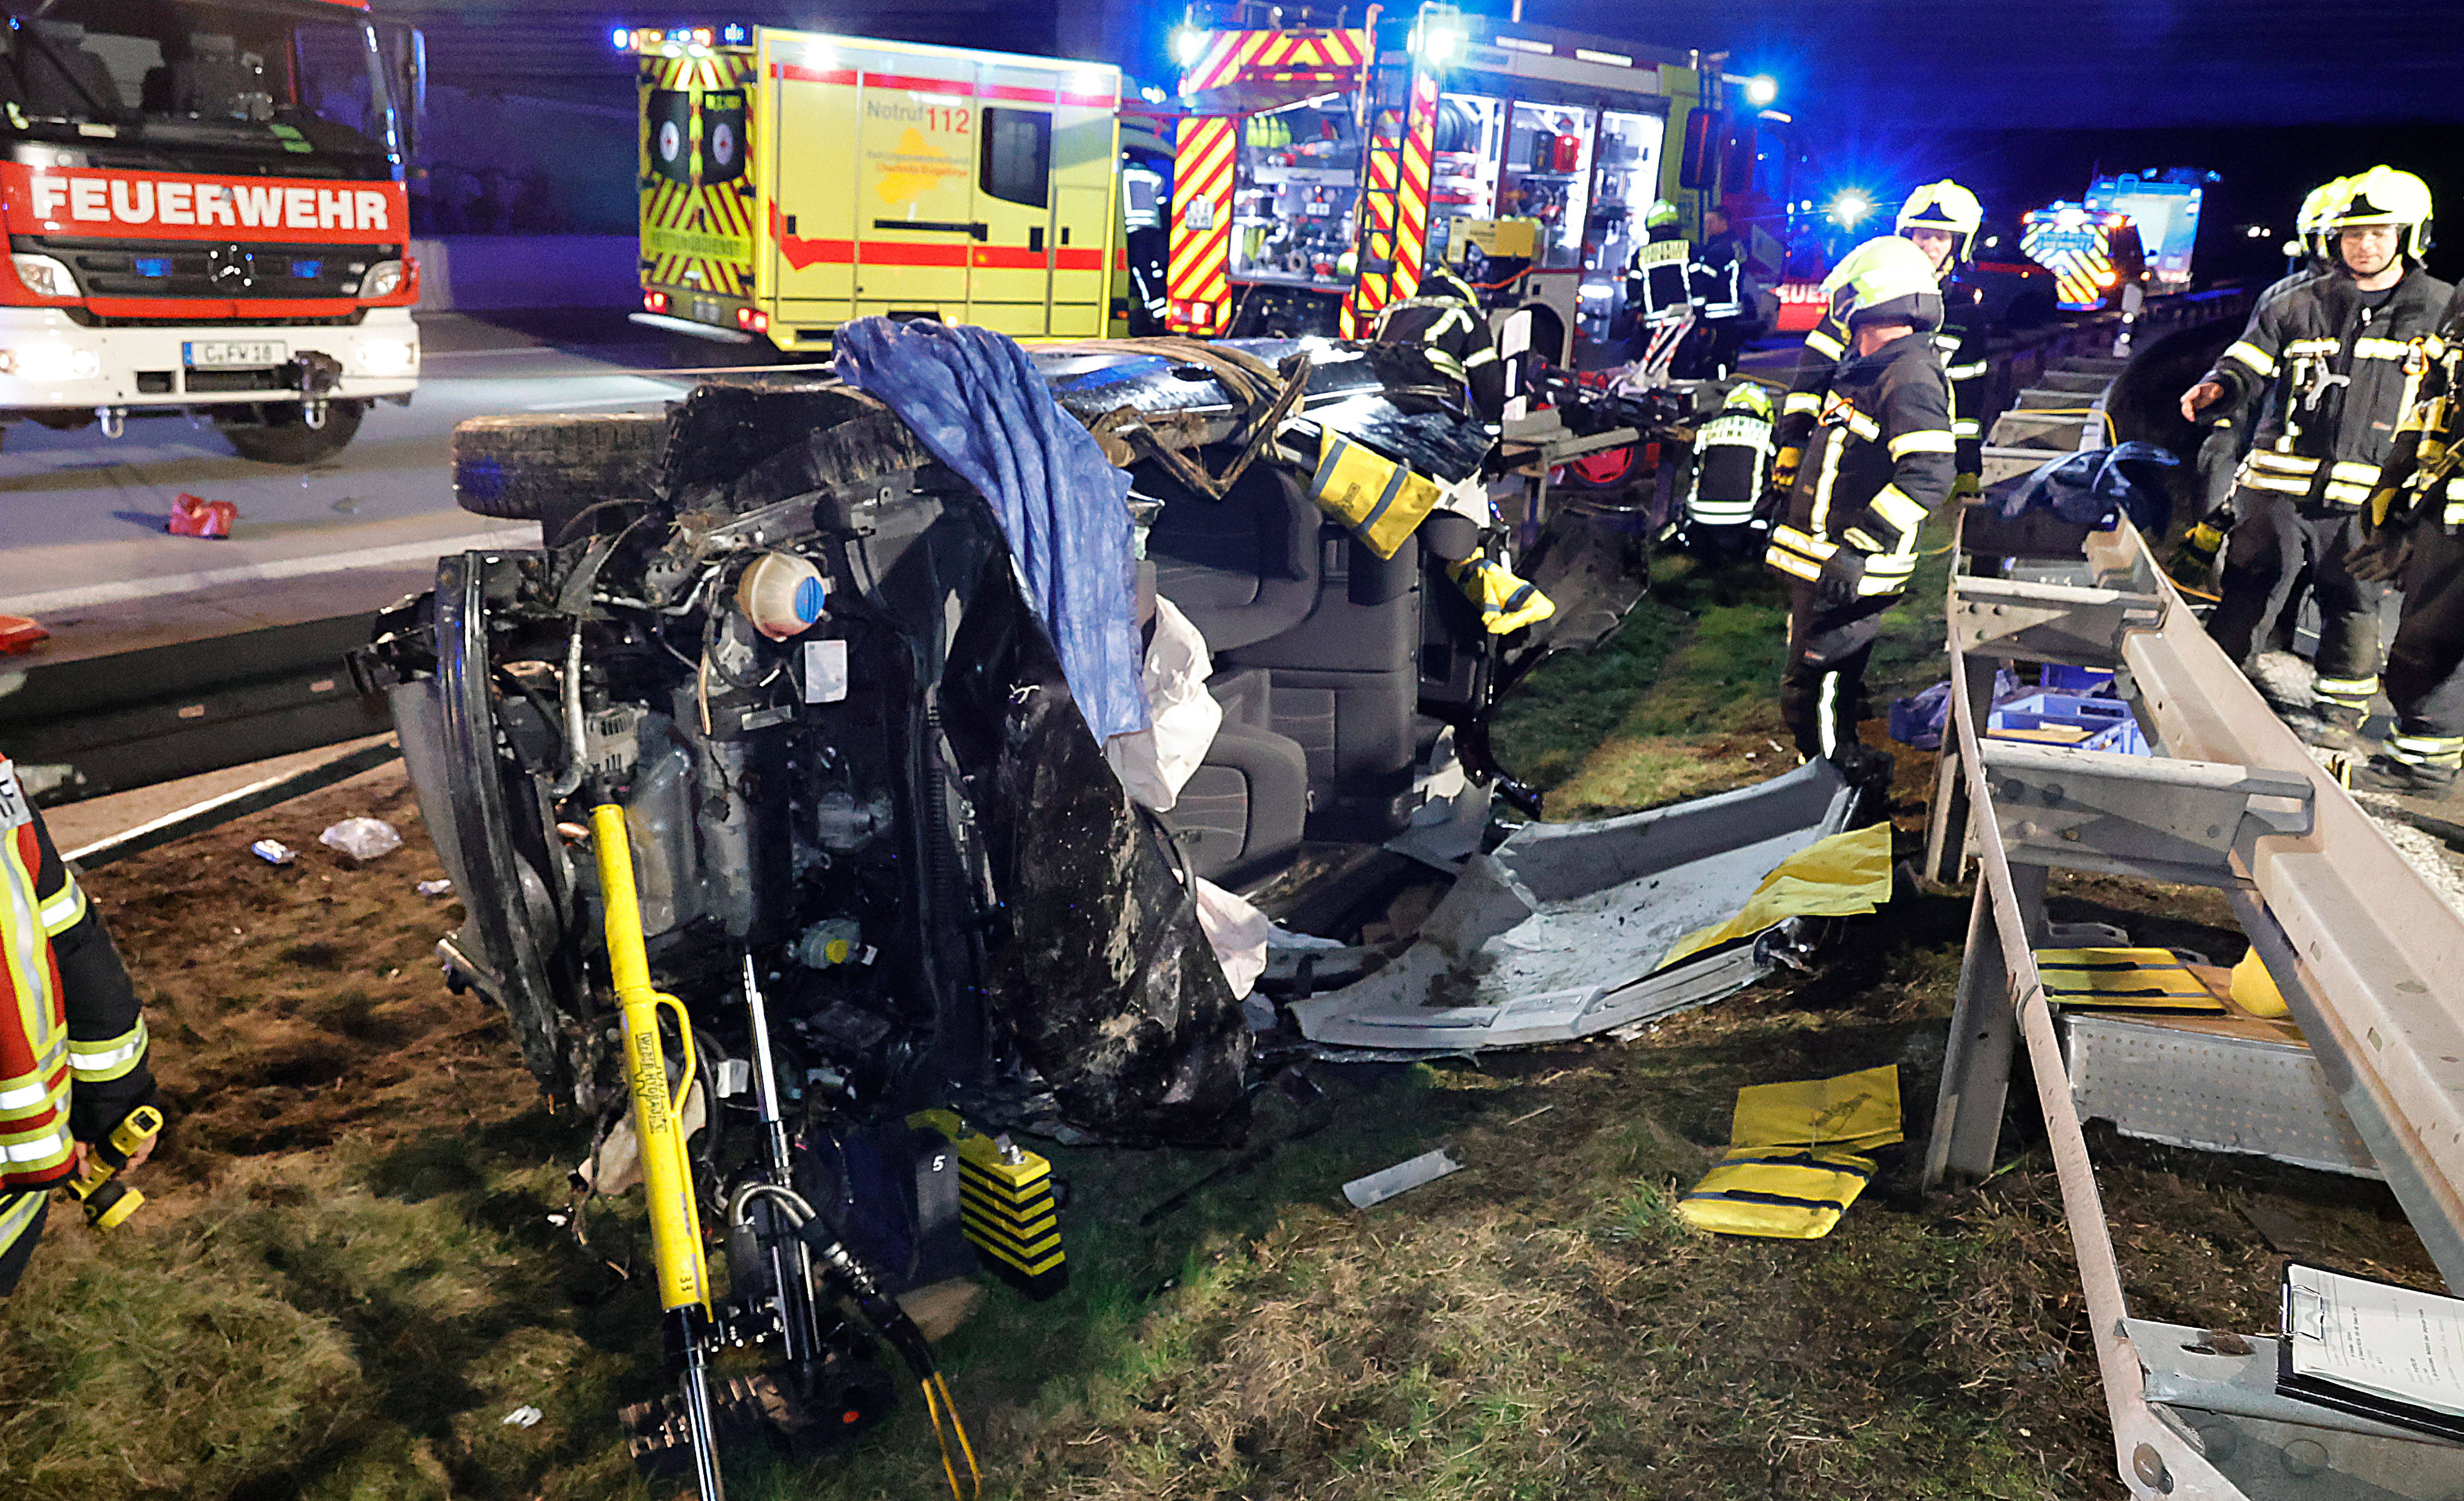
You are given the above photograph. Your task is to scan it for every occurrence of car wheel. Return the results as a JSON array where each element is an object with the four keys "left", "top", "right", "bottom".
[{"left": 451, "top": 411, "right": 669, "bottom": 522}]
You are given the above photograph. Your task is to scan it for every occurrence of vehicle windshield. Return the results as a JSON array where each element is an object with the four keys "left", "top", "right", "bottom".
[{"left": 0, "top": 0, "right": 393, "bottom": 152}]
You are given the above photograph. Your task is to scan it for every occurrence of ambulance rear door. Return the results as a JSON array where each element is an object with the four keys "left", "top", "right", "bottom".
[
  {"left": 849, "top": 45, "right": 980, "bottom": 324},
  {"left": 759, "top": 29, "right": 858, "bottom": 343}
]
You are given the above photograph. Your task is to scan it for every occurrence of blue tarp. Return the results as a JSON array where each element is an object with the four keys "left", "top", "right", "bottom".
[
  {"left": 1995, "top": 441, "right": 2180, "bottom": 535},
  {"left": 835, "top": 318, "right": 1149, "bottom": 742}
]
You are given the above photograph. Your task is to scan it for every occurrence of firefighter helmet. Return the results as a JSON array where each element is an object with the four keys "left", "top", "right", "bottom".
[
  {"left": 2328, "top": 166, "right": 2434, "bottom": 262},
  {"left": 2293, "top": 176, "right": 2347, "bottom": 261},
  {"left": 1896, "top": 179, "right": 1983, "bottom": 266},
  {"left": 1723, "top": 381, "right": 1775, "bottom": 419},
  {"left": 1823, "top": 235, "right": 1944, "bottom": 334},
  {"left": 1643, "top": 199, "right": 1683, "bottom": 230}
]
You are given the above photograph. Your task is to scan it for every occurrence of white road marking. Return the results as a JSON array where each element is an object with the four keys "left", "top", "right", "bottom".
[{"left": 5, "top": 528, "right": 538, "bottom": 615}]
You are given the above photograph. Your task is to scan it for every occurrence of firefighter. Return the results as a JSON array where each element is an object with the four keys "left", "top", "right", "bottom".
[
  {"left": 2183, "top": 166, "right": 2451, "bottom": 747},
  {"left": 1764, "top": 236, "right": 1956, "bottom": 763},
  {"left": 0, "top": 756, "right": 158, "bottom": 1297},
  {"left": 1688, "top": 205, "right": 1750, "bottom": 379},
  {"left": 1624, "top": 200, "right": 1696, "bottom": 361},
  {"left": 1372, "top": 262, "right": 1506, "bottom": 422},
  {"left": 1774, "top": 180, "right": 1988, "bottom": 500},
  {"left": 1682, "top": 380, "right": 1778, "bottom": 561},
  {"left": 2177, "top": 177, "right": 2350, "bottom": 584},
  {"left": 2347, "top": 301, "right": 2464, "bottom": 792}
]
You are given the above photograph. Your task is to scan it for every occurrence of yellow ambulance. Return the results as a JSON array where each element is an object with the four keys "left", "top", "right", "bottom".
[{"left": 617, "top": 24, "right": 1122, "bottom": 352}]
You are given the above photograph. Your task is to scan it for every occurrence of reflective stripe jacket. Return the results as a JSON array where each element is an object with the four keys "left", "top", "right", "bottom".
[
  {"left": 0, "top": 759, "right": 150, "bottom": 1193},
  {"left": 1688, "top": 409, "right": 1776, "bottom": 527},
  {"left": 2209, "top": 266, "right": 2453, "bottom": 510},
  {"left": 1373, "top": 267, "right": 1505, "bottom": 421},
  {"left": 2367, "top": 292, "right": 2464, "bottom": 533},
  {"left": 1765, "top": 331, "right": 1955, "bottom": 598},
  {"left": 1689, "top": 232, "right": 1747, "bottom": 323},
  {"left": 1625, "top": 234, "right": 1695, "bottom": 324},
  {"left": 1780, "top": 272, "right": 1989, "bottom": 476}
]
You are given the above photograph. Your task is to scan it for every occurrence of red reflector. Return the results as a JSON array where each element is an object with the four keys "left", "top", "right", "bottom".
[
  {"left": 643, "top": 290, "right": 668, "bottom": 313},
  {"left": 842, "top": 1410, "right": 861, "bottom": 1425}
]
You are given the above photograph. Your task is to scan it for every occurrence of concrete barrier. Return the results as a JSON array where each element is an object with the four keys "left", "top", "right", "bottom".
[{"left": 411, "top": 236, "right": 639, "bottom": 312}]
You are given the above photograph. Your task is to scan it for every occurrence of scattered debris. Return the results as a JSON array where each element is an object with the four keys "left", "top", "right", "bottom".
[
  {"left": 1676, "top": 1065, "right": 1902, "bottom": 1240},
  {"left": 318, "top": 818, "right": 403, "bottom": 861},
  {"left": 167, "top": 491, "right": 238, "bottom": 538},
  {"left": 500, "top": 1406, "right": 544, "bottom": 1429},
  {"left": 416, "top": 878, "right": 454, "bottom": 897},
  {"left": 1343, "top": 1147, "right": 1464, "bottom": 1209},
  {"left": 249, "top": 839, "right": 297, "bottom": 866},
  {"left": 0, "top": 614, "right": 47, "bottom": 654}
]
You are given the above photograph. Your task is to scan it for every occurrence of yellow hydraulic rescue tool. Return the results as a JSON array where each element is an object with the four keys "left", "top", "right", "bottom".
[{"left": 589, "top": 801, "right": 727, "bottom": 1500}]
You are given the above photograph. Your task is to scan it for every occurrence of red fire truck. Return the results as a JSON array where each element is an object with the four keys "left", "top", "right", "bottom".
[
  {"left": 0, "top": 0, "right": 423, "bottom": 462},
  {"left": 1162, "top": 2, "right": 1799, "bottom": 362}
]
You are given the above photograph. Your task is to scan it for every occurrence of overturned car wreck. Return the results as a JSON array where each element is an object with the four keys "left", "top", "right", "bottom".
[{"left": 352, "top": 323, "right": 1842, "bottom": 1487}]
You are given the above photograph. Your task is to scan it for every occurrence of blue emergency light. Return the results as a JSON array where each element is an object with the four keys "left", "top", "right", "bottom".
[
  {"left": 610, "top": 25, "right": 628, "bottom": 48},
  {"left": 722, "top": 23, "right": 747, "bottom": 45},
  {"left": 292, "top": 260, "right": 321, "bottom": 279},
  {"left": 133, "top": 257, "right": 170, "bottom": 277}
]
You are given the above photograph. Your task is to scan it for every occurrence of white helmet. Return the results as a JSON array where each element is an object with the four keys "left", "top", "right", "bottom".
[
  {"left": 1897, "top": 179, "right": 1983, "bottom": 267},
  {"left": 1823, "top": 235, "right": 1945, "bottom": 334}
]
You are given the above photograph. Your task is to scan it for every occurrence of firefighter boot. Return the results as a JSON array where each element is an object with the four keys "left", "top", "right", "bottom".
[
  {"left": 2297, "top": 702, "right": 2370, "bottom": 754},
  {"left": 2349, "top": 754, "right": 2460, "bottom": 799}
]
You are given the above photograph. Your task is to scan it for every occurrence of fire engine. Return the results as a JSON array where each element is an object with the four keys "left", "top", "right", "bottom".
[
  {"left": 1160, "top": 2, "right": 1799, "bottom": 361},
  {"left": 617, "top": 24, "right": 1122, "bottom": 354},
  {"left": 0, "top": 0, "right": 424, "bottom": 463}
]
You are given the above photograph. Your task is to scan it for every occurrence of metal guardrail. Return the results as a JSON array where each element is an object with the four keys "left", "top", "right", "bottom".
[{"left": 1926, "top": 506, "right": 2464, "bottom": 1498}]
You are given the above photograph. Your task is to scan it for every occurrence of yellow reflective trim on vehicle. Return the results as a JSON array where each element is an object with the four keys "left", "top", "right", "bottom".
[
  {"left": 2223, "top": 340, "right": 2278, "bottom": 377},
  {"left": 1869, "top": 485, "right": 1932, "bottom": 533},
  {"left": 1887, "top": 430, "right": 1956, "bottom": 460}
]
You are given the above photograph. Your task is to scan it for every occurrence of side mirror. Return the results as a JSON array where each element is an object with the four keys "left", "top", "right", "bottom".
[
  {"left": 377, "top": 24, "right": 425, "bottom": 166},
  {"left": 1678, "top": 107, "right": 1719, "bottom": 192}
]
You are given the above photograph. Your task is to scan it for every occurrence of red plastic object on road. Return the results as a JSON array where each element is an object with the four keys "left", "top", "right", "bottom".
[
  {"left": 168, "top": 492, "right": 238, "bottom": 538},
  {"left": 0, "top": 614, "right": 47, "bottom": 653}
]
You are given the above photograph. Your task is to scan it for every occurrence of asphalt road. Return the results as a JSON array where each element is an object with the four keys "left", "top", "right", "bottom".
[{"left": 0, "top": 310, "right": 733, "bottom": 651}]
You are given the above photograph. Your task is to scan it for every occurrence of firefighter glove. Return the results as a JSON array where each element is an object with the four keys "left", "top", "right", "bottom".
[
  {"left": 2345, "top": 519, "right": 2416, "bottom": 585},
  {"left": 1770, "top": 445, "right": 1803, "bottom": 493},
  {"left": 1815, "top": 549, "right": 1868, "bottom": 607}
]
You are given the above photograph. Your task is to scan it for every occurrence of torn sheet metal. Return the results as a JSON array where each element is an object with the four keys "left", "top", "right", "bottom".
[{"left": 1292, "top": 759, "right": 1857, "bottom": 1052}]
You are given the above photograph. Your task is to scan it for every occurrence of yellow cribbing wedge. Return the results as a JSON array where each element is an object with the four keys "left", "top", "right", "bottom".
[
  {"left": 1676, "top": 1146, "right": 1877, "bottom": 1239},
  {"left": 1311, "top": 429, "right": 1443, "bottom": 559},
  {"left": 912, "top": 1110, "right": 1068, "bottom": 1299},
  {"left": 2230, "top": 947, "right": 2290, "bottom": 1019},
  {"left": 2036, "top": 947, "right": 2224, "bottom": 1011},
  {"left": 1660, "top": 823, "right": 1894, "bottom": 969},
  {"left": 1448, "top": 552, "right": 1556, "bottom": 634},
  {"left": 1729, "top": 1063, "right": 1903, "bottom": 1154}
]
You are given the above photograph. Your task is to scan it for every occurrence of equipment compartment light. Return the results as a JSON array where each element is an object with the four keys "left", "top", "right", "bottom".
[
  {"left": 1827, "top": 189, "right": 1874, "bottom": 227},
  {"left": 1745, "top": 75, "right": 1778, "bottom": 108}
]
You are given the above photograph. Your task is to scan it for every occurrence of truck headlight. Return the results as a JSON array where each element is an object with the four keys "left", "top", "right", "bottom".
[
  {"left": 0, "top": 342, "right": 101, "bottom": 380},
  {"left": 10, "top": 254, "right": 76, "bottom": 299},
  {"left": 357, "top": 260, "right": 406, "bottom": 300},
  {"left": 360, "top": 337, "right": 418, "bottom": 377}
]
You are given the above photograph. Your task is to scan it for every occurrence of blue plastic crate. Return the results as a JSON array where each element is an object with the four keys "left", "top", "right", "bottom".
[
  {"left": 2040, "top": 664, "right": 2117, "bottom": 696},
  {"left": 1987, "top": 691, "right": 2151, "bottom": 756}
]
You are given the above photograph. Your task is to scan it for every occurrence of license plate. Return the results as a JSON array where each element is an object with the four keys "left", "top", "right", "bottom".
[{"left": 183, "top": 339, "right": 286, "bottom": 368}]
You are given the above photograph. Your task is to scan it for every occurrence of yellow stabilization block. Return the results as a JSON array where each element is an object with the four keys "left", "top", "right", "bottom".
[
  {"left": 912, "top": 1110, "right": 1067, "bottom": 1299},
  {"left": 2037, "top": 947, "right": 2226, "bottom": 1012},
  {"left": 1676, "top": 1146, "right": 1878, "bottom": 1240}
]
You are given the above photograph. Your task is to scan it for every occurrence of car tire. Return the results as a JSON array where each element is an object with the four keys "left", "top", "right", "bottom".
[
  {"left": 451, "top": 411, "right": 669, "bottom": 522},
  {"left": 215, "top": 400, "right": 365, "bottom": 464}
]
